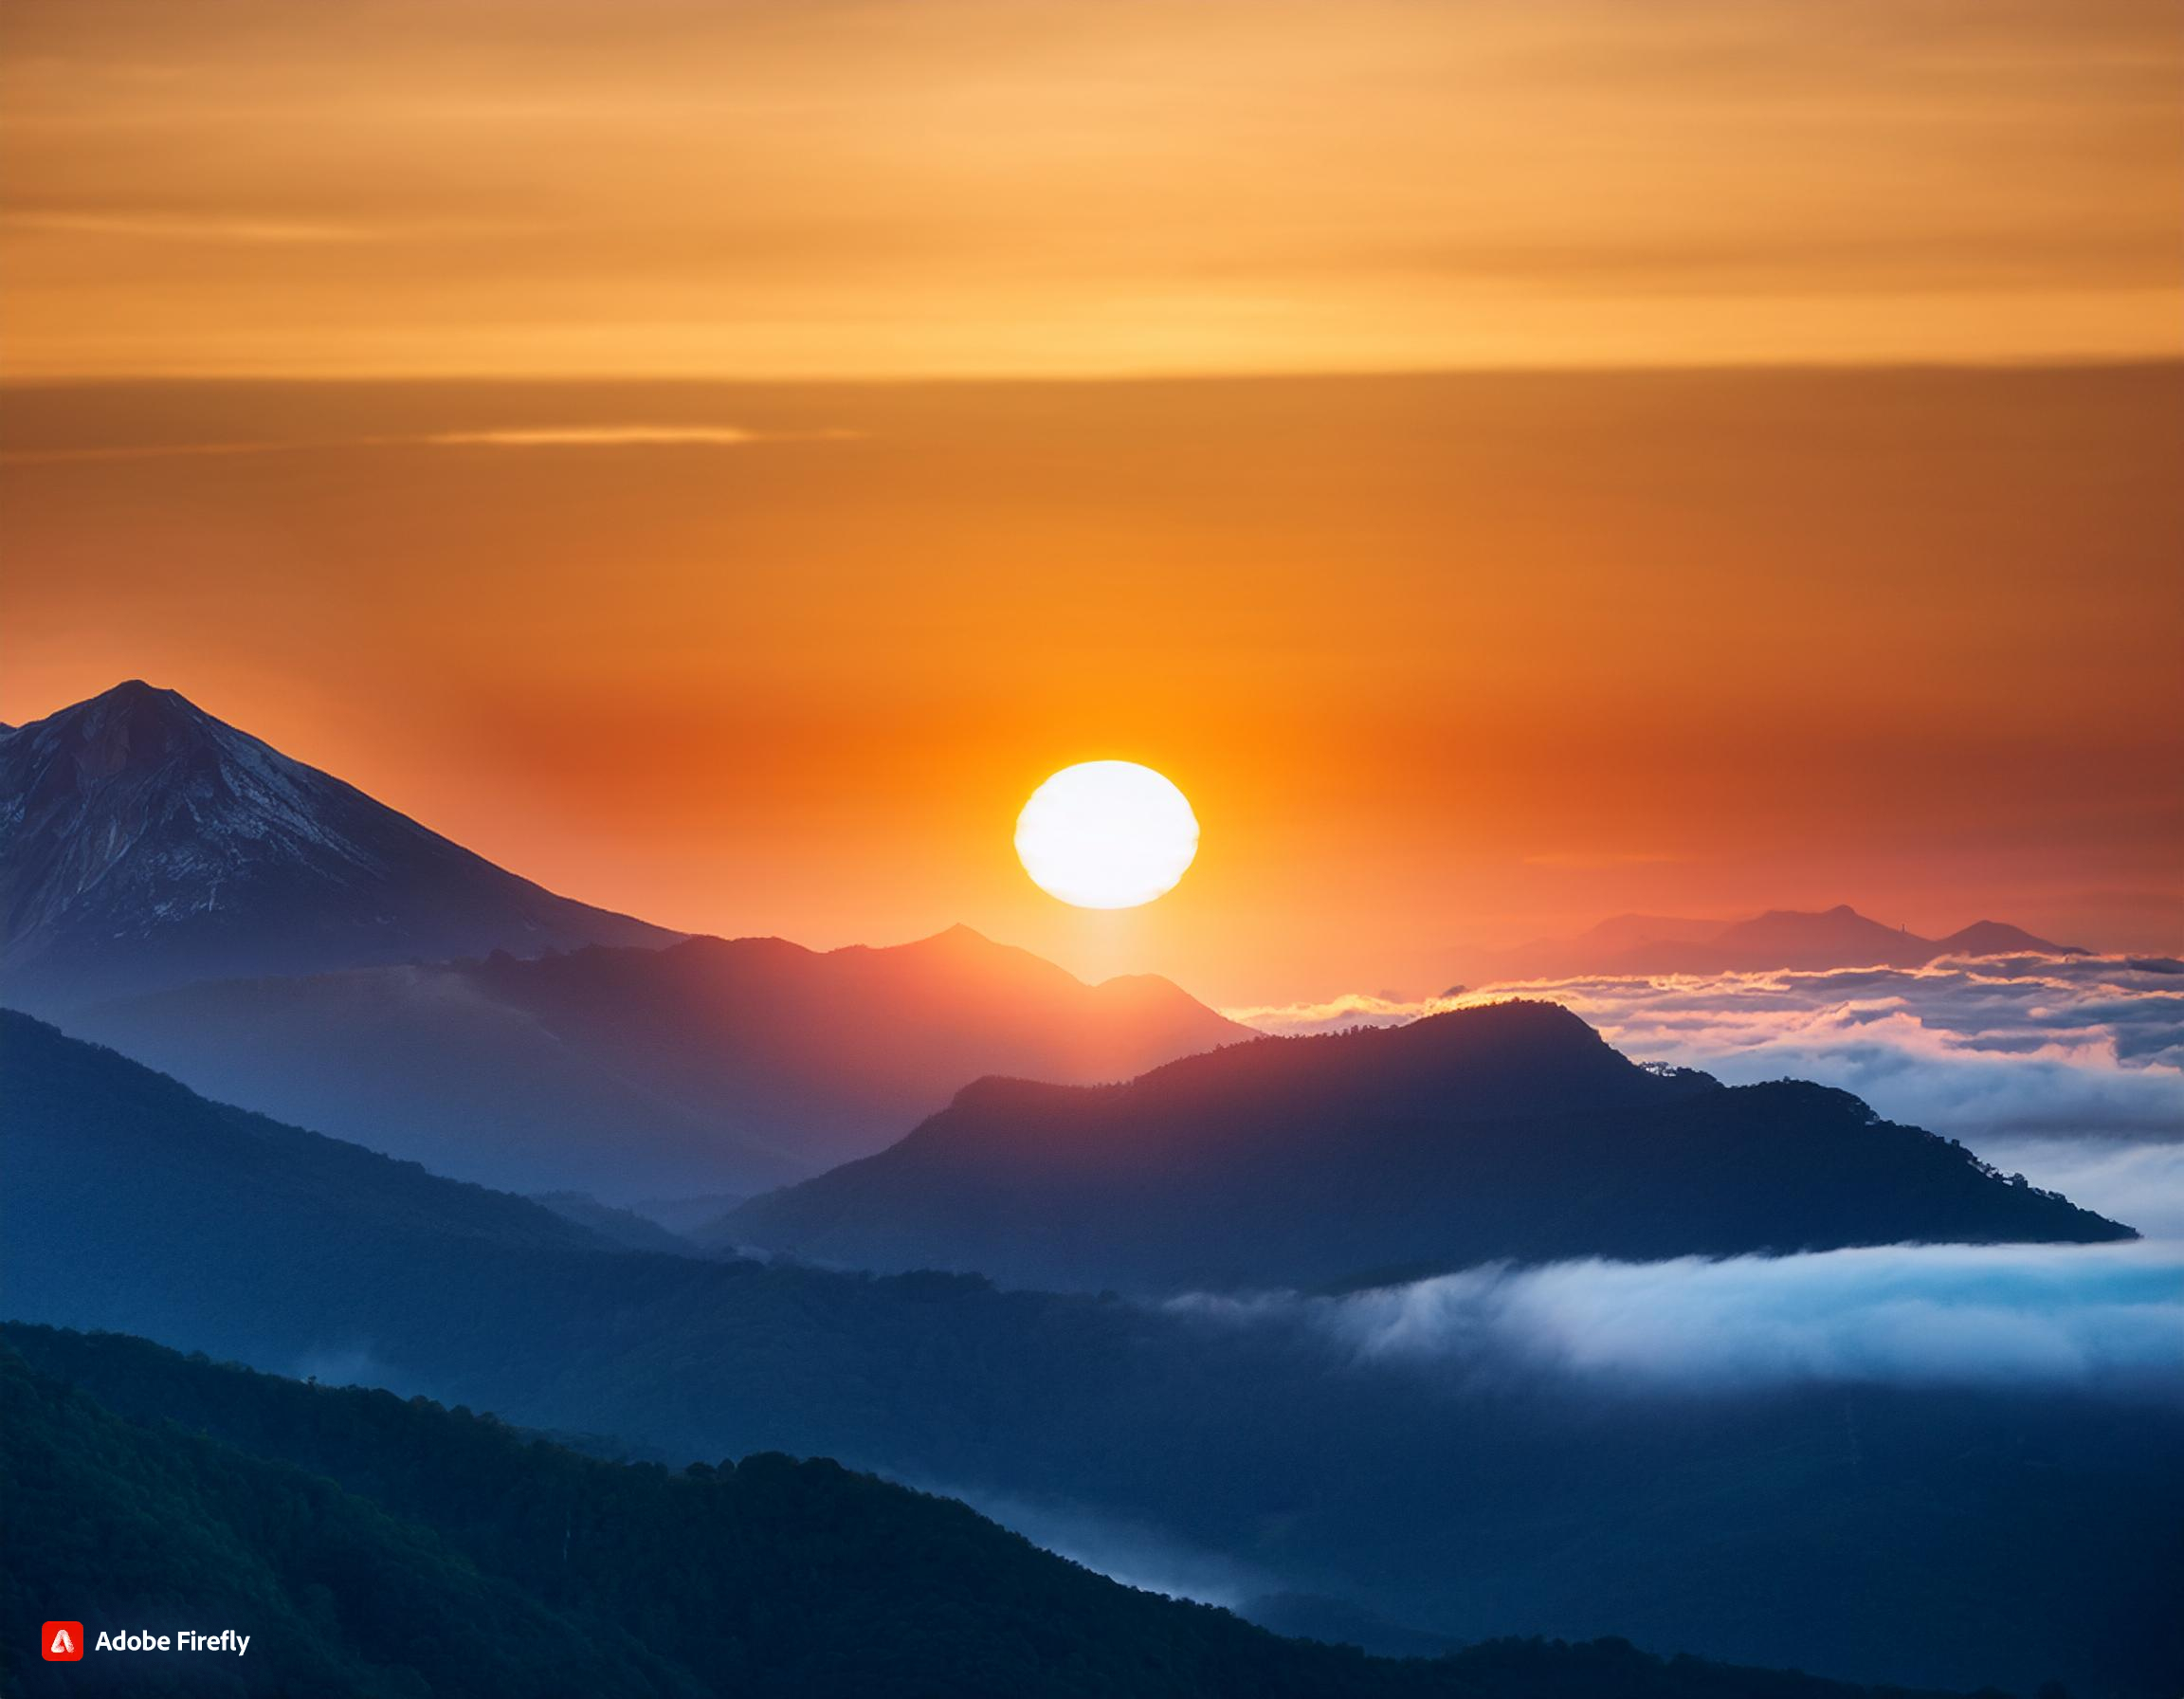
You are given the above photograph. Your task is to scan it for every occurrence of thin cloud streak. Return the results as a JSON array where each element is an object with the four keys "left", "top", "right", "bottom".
[
  {"left": 0, "top": 425, "right": 862, "bottom": 465},
  {"left": 2, "top": 210, "right": 389, "bottom": 245},
  {"left": 421, "top": 426, "right": 861, "bottom": 448},
  {"left": 899, "top": 1477, "right": 1266, "bottom": 1612}
]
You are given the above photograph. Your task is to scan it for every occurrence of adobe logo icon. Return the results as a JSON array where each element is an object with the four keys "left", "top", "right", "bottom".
[{"left": 43, "top": 1621, "right": 85, "bottom": 1662}]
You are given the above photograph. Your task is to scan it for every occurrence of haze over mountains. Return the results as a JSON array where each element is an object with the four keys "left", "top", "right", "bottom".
[
  {"left": 1465, "top": 904, "right": 2083, "bottom": 984},
  {"left": 69, "top": 924, "right": 1249, "bottom": 1197},
  {"left": 5, "top": 1012, "right": 2175, "bottom": 1695},
  {"left": 6, "top": 1328, "right": 2008, "bottom": 1699},
  {"left": 724, "top": 1000, "right": 2131, "bottom": 1293},
  {"left": 0, "top": 681, "right": 677, "bottom": 1013},
  {"left": 2, "top": 683, "right": 1246, "bottom": 1196},
  {"left": 4, "top": 679, "right": 2177, "bottom": 1693}
]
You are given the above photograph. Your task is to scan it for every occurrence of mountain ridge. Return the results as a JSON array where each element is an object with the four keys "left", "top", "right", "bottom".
[
  {"left": 64, "top": 924, "right": 1252, "bottom": 1197},
  {"left": 722, "top": 999, "right": 2132, "bottom": 1291},
  {"left": 1465, "top": 903, "right": 2086, "bottom": 983},
  {"left": 0, "top": 680, "right": 680, "bottom": 1012}
]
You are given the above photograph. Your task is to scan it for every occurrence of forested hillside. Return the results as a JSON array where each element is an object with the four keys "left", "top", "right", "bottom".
[{"left": 0, "top": 1329, "right": 1993, "bottom": 1699}]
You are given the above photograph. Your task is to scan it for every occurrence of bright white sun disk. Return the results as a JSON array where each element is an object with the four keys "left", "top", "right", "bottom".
[{"left": 1015, "top": 761, "right": 1199, "bottom": 909}]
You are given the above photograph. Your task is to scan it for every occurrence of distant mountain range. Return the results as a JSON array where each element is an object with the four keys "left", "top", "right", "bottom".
[
  {"left": 0, "top": 681, "right": 678, "bottom": 1013},
  {"left": 1467, "top": 904, "right": 2084, "bottom": 983},
  {"left": 722, "top": 1000, "right": 2130, "bottom": 1293},
  {"left": 5, "top": 1013, "right": 2175, "bottom": 1695},
  {"left": 2, "top": 682, "right": 1246, "bottom": 1196},
  {"left": 67, "top": 923, "right": 1250, "bottom": 1197}
]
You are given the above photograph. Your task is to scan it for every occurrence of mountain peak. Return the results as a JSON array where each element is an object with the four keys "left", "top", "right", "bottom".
[
  {"left": 0, "top": 683, "right": 678, "bottom": 1012},
  {"left": 44, "top": 679, "right": 219, "bottom": 766},
  {"left": 96, "top": 677, "right": 177, "bottom": 703},
  {"left": 1404, "top": 996, "right": 1597, "bottom": 1043},
  {"left": 1748, "top": 903, "right": 1869, "bottom": 924},
  {"left": 924, "top": 921, "right": 1000, "bottom": 950},
  {"left": 1931, "top": 919, "right": 2081, "bottom": 957},
  {"left": 71, "top": 677, "right": 204, "bottom": 722},
  {"left": 885, "top": 923, "right": 1070, "bottom": 979}
]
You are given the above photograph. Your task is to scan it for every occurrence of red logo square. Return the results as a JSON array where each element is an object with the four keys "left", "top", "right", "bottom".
[{"left": 43, "top": 1621, "right": 85, "bottom": 1661}]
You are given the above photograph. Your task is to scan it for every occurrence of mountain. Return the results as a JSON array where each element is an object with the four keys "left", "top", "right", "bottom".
[
  {"left": 1467, "top": 904, "right": 2085, "bottom": 983},
  {"left": 1928, "top": 919, "right": 2081, "bottom": 959},
  {"left": 4, "top": 1013, "right": 2174, "bottom": 1695},
  {"left": 65, "top": 924, "right": 1252, "bottom": 1197},
  {"left": 722, "top": 1000, "right": 2132, "bottom": 1294},
  {"left": 2, "top": 1331, "right": 2004, "bottom": 1699},
  {"left": 1682, "top": 904, "right": 1938, "bottom": 971},
  {"left": 0, "top": 1329, "right": 1392, "bottom": 1699},
  {"left": 0, "top": 680, "right": 679, "bottom": 1014},
  {"left": 1465, "top": 913, "right": 1730, "bottom": 980},
  {"left": 0, "top": 1008, "right": 631, "bottom": 1263}
]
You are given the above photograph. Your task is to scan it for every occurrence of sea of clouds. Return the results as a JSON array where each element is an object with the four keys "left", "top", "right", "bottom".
[
  {"left": 992, "top": 955, "right": 2184, "bottom": 1610},
  {"left": 1227, "top": 952, "right": 2184, "bottom": 1231},
  {"left": 1170, "top": 1239, "right": 2184, "bottom": 1394}
]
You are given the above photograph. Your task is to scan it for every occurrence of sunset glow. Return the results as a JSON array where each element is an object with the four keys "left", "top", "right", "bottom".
[
  {"left": 5, "top": 7, "right": 2179, "bottom": 1690},
  {"left": 1016, "top": 762, "right": 1200, "bottom": 910},
  {"left": 0, "top": 0, "right": 2176, "bottom": 1004}
]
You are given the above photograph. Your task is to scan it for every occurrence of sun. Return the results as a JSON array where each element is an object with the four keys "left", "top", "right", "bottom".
[{"left": 1015, "top": 761, "right": 1199, "bottom": 909}]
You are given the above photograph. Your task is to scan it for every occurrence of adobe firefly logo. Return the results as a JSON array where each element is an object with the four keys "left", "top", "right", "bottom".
[{"left": 43, "top": 1621, "right": 85, "bottom": 1661}]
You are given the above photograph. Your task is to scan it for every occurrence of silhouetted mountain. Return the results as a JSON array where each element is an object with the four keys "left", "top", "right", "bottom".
[
  {"left": 6, "top": 1014, "right": 2175, "bottom": 1695},
  {"left": 67, "top": 924, "right": 1250, "bottom": 1197},
  {"left": 0, "top": 1008, "right": 611, "bottom": 1270},
  {"left": 1469, "top": 914, "right": 1727, "bottom": 980},
  {"left": 723, "top": 1001, "right": 2132, "bottom": 1293},
  {"left": 0, "top": 681, "right": 680, "bottom": 1014},
  {"left": 1466, "top": 904, "right": 2084, "bottom": 982},
  {"left": 1928, "top": 920, "right": 2084, "bottom": 959},
  {"left": 1685, "top": 905, "right": 1937, "bottom": 971}
]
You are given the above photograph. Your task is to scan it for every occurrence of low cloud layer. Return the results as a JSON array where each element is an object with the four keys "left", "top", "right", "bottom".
[
  {"left": 1228, "top": 954, "right": 2184, "bottom": 1142},
  {"left": 902, "top": 1479, "right": 1267, "bottom": 1610},
  {"left": 1174, "top": 1240, "right": 2184, "bottom": 1394},
  {"left": 1228, "top": 954, "right": 2184, "bottom": 1235},
  {"left": 1975, "top": 1136, "right": 2184, "bottom": 1241}
]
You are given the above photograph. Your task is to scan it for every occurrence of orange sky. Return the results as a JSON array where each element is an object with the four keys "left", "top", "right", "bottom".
[
  {"left": 2, "top": 3, "right": 2179, "bottom": 1002},
  {"left": 3, "top": 0, "right": 2179, "bottom": 377},
  {"left": 5, "top": 371, "right": 2178, "bottom": 1001}
]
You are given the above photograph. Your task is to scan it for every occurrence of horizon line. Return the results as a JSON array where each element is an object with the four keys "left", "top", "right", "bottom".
[{"left": 3, "top": 353, "right": 2180, "bottom": 393}]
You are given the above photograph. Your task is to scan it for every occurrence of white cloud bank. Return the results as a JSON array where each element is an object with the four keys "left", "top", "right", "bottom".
[
  {"left": 1227, "top": 954, "right": 2184, "bottom": 1142},
  {"left": 1974, "top": 1136, "right": 2184, "bottom": 1240},
  {"left": 1228, "top": 953, "right": 2184, "bottom": 1235},
  {"left": 1174, "top": 1240, "right": 2184, "bottom": 1394}
]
